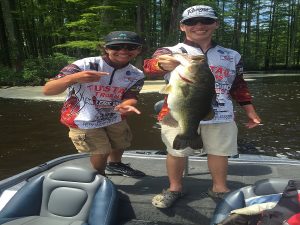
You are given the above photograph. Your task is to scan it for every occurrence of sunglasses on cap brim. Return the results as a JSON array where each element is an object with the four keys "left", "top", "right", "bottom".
[
  {"left": 182, "top": 17, "right": 216, "bottom": 26},
  {"left": 105, "top": 44, "right": 142, "bottom": 51}
]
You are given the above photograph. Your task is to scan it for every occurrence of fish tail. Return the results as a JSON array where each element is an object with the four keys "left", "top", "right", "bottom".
[{"left": 173, "top": 135, "right": 203, "bottom": 150}]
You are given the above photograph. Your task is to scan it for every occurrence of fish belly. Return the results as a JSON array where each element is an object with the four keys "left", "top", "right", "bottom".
[
  {"left": 164, "top": 57, "right": 215, "bottom": 150},
  {"left": 167, "top": 84, "right": 208, "bottom": 150}
]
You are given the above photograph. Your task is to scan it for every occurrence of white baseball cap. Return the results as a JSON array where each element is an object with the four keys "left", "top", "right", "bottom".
[{"left": 181, "top": 5, "right": 218, "bottom": 23}]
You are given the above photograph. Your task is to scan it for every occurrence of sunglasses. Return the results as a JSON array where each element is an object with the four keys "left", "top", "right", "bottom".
[
  {"left": 182, "top": 17, "right": 216, "bottom": 26},
  {"left": 106, "top": 44, "right": 142, "bottom": 51}
]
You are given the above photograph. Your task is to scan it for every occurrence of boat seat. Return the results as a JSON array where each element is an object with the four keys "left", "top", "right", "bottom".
[
  {"left": 210, "top": 178, "right": 298, "bottom": 225},
  {"left": 154, "top": 100, "right": 164, "bottom": 115},
  {"left": 0, "top": 166, "right": 118, "bottom": 225}
]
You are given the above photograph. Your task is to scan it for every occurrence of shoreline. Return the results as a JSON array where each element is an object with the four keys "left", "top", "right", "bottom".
[
  {"left": 0, "top": 80, "right": 165, "bottom": 102},
  {"left": 1, "top": 73, "right": 299, "bottom": 101}
]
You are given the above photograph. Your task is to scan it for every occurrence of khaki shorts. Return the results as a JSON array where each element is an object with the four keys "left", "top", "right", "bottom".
[
  {"left": 161, "top": 121, "right": 238, "bottom": 157},
  {"left": 68, "top": 120, "right": 132, "bottom": 154}
]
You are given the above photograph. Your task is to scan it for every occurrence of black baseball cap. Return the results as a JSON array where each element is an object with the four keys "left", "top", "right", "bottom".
[{"left": 104, "top": 31, "right": 144, "bottom": 46}]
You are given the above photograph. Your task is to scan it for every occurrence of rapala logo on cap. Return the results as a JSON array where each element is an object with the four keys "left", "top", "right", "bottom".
[{"left": 187, "top": 7, "right": 209, "bottom": 15}]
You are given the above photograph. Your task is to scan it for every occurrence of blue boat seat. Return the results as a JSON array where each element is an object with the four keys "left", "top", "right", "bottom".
[
  {"left": 210, "top": 178, "right": 297, "bottom": 225},
  {"left": 0, "top": 166, "right": 118, "bottom": 225},
  {"left": 154, "top": 100, "right": 164, "bottom": 114}
]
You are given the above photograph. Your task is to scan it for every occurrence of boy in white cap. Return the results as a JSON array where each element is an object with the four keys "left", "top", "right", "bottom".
[
  {"left": 44, "top": 31, "right": 146, "bottom": 177},
  {"left": 144, "top": 5, "right": 261, "bottom": 208}
]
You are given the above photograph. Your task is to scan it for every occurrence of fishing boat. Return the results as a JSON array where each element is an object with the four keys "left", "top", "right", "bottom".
[
  {"left": 0, "top": 150, "right": 299, "bottom": 225},
  {"left": 0, "top": 89, "right": 299, "bottom": 224}
]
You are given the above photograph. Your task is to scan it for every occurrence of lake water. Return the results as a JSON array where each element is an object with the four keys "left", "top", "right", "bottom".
[{"left": 0, "top": 75, "right": 299, "bottom": 180}]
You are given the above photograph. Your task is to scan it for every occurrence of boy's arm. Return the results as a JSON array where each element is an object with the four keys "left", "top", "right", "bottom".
[
  {"left": 143, "top": 48, "right": 176, "bottom": 75},
  {"left": 114, "top": 78, "right": 144, "bottom": 115},
  {"left": 143, "top": 58, "right": 167, "bottom": 75},
  {"left": 43, "top": 68, "right": 108, "bottom": 96},
  {"left": 43, "top": 76, "right": 74, "bottom": 96},
  {"left": 242, "top": 104, "right": 261, "bottom": 128},
  {"left": 115, "top": 98, "right": 140, "bottom": 115},
  {"left": 230, "top": 59, "right": 252, "bottom": 104},
  {"left": 230, "top": 74, "right": 253, "bottom": 104},
  {"left": 230, "top": 60, "right": 261, "bottom": 128}
]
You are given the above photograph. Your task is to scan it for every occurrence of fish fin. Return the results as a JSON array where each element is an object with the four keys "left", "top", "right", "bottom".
[
  {"left": 203, "top": 108, "right": 215, "bottom": 121},
  {"left": 173, "top": 135, "right": 203, "bottom": 150},
  {"left": 159, "top": 84, "right": 172, "bottom": 94},
  {"left": 161, "top": 113, "right": 178, "bottom": 127}
]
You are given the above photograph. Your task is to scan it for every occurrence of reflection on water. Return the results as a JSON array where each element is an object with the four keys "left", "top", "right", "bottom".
[
  {"left": 0, "top": 75, "right": 299, "bottom": 179},
  {"left": 236, "top": 75, "right": 300, "bottom": 158}
]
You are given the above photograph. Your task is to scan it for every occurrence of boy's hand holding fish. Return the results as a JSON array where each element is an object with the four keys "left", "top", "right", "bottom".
[{"left": 156, "top": 55, "right": 181, "bottom": 71}]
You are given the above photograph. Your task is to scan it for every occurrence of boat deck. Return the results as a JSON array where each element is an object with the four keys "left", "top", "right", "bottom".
[{"left": 46, "top": 151, "right": 300, "bottom": 225}]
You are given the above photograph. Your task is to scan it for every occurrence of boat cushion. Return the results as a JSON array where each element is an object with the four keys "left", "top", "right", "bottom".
[
  {"left": 0, "top": 216, "right": 85, "bottom": 225},
  {"left": 40, "top": 167, "right": 103, "bottom": 220},
  {"left": 0, "top": 177, "right": 44, "bottom": 218},
  {"left": 49, "top": 166, "right": 95, "bottom": 183},
  {"left": 47, "top": 187, "right": 88, "bottom": 216}
]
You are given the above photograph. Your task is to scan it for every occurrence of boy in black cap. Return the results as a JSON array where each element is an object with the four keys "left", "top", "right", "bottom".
[{"left": 43, "top": 31, "right": 145, "bottom": 177}]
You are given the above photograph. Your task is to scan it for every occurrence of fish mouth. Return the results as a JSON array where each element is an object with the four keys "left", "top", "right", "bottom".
[
  {"left": 190, "top": 55, "right": 205, "bottom": 60},
  {"left": 178, "top": 73, "right": 194, "bottom": 84}
]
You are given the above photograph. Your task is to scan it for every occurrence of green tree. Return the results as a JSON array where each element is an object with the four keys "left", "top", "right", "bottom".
[{"left": 1, "top": 0, "right": 300, "bottom": 86}]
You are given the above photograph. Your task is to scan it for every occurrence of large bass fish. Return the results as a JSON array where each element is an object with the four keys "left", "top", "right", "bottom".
[{"left": 160, "top": 54, "right": 216, "bottom": 150}]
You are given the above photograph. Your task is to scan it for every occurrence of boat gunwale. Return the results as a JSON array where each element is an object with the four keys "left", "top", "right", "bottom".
[
  {"left": 0, "top": 153, "right": 89, "bottom": 194},
  {"left": 1, "top": 151, "right": 300, "bottom": 192}
]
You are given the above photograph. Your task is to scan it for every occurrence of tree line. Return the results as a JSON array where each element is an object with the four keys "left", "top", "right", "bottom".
[{"left": 0, "top": 0, "right": 299, "bottom": 85}]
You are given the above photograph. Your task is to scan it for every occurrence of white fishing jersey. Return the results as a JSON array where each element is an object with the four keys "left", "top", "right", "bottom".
[
  {"left": 58, "top": 56, "right": 145, "bottom": 129},
  {"left": 164, "top": 43, "right": 242, "bottom": 124}
]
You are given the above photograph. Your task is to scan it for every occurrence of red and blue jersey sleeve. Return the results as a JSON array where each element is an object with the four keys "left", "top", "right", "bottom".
[
  {"left": 143, "top": 48, "right": 172, "bottom": 76},
  {"left": 230, "top": 60, "right": 253, "bottom": 105}
]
